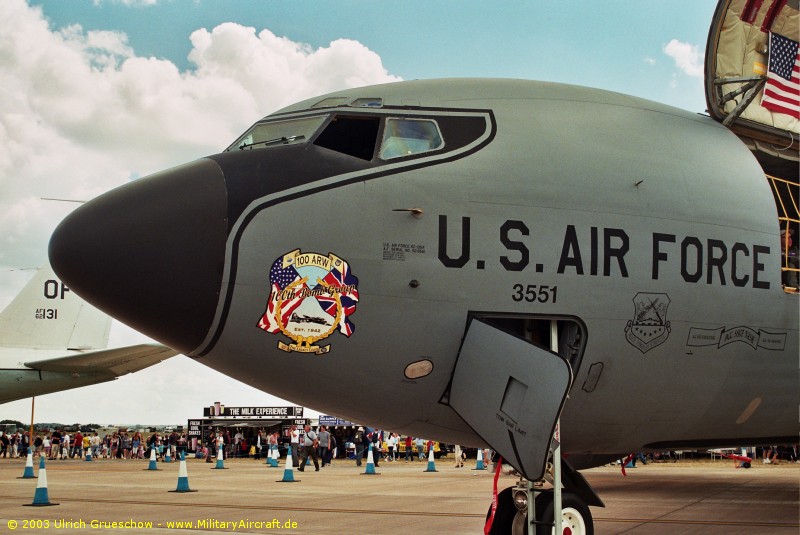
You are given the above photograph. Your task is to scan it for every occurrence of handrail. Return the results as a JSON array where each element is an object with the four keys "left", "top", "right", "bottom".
[{"left": 767, "top": 174, "right": 800, "bottom": 292}]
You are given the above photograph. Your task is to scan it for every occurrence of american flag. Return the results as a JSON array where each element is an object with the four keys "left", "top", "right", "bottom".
[
  {"left": 315, "top": 259, "right": 359, "bottom": 337},
  {"left": 761, "top": 32, "right": 800, "bottom": 119},
  {"left": 257, "top": 256, "right": 305, "bottom": 334}
]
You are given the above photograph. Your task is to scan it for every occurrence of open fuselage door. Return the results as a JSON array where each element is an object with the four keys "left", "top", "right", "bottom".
[
  {"left": 705, "top": 0, "right": 799, "bottom": 179},
  {"left": 447, "top": 318, "right": 572, "bottom": 481},
  {"left": 706, "top": 1, "right": 800, "bottom": 290}
]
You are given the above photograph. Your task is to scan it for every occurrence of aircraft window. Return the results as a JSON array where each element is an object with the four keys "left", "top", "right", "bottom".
[
  {"left": 313, "top": 115, "right": 380, "bottom": 161},
  {"left": 312, "top": 97, "right": 349, "bottom": 109},
  {"left": 350, "top": 98, "right": 383, "bottom": 108},
  {"left": 227, "top": 116, "right": 326, "bottom": 151},
  {"left": 379, "top": 118, "right": 443, "bottom": 160}
]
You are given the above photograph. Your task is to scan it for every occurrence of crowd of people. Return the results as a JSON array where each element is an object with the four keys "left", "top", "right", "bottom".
[
  {"left": 0, "top": 429, "right": 29, "bottom": 458},
  {"left": 6, "top": 427, "right": 794, "bottom": 468},
  {"left": 620, "top": 446, "right": 800, "bottom": 467},
  {"left": 0, "top": 428, "right": 190, "bottom": 460},
  {"left": 197, "top": 425, "right": 451, "bottom": 469}
]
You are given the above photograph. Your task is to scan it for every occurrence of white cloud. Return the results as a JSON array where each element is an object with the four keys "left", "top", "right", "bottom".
[
  {"left": 663, "top": 39, "right": 704, "bottom": 78},
  {"left": 644, "top": 57, "right": 656, "bottom": 66},
  {"left": 0, "top": 0, "right": 400, "bottom": 272},
  {"left": 0, "top": 0, "right": 398, "bottom": 423},
  {"left": 188, "top": 24, "right": 400, "bottom": 113}
]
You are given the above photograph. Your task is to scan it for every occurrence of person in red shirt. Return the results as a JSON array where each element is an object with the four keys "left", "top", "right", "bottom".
[{"left": 72, "top": 431, "right": 84, "bottom": 459}]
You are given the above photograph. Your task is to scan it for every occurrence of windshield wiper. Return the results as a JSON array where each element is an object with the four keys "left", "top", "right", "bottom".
[{"left": 238, "top": 135, "right": 305, "bottom": 150}]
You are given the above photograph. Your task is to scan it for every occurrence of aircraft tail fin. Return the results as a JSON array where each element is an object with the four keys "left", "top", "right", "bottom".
[{"left": 0, "top": 265, "right": 111, "bottom": 350}]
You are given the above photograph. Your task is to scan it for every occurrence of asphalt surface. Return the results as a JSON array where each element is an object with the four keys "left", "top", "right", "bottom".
[{"left": 1, "top": 455, "right": 797, "bottom": 534}]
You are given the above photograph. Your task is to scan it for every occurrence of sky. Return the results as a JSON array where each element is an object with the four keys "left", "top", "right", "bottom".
[{"left": 1, "top": 0, "right": 717, "bottom": 426}]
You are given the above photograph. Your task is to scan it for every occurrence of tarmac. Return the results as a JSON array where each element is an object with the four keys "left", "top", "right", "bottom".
[{"left": 0, "top": 454, "right": 797, "bottom": 534}]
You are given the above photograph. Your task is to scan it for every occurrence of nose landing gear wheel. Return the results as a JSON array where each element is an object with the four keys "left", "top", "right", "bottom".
[
  {"left": 535, "top": 491, "right": 593, "bottom": 535},
  {"left": 485, "top": 488, "right": 594, "bottom": 535}
]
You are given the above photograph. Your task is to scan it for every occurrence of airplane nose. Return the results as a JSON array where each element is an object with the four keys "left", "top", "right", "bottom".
[{"left": 49, "top": 158, "right": 228, "bottom": 354}]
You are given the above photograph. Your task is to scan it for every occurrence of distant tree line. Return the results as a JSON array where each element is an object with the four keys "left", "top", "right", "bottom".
[{"left": 0, "top": 420, "right": 102, "bottom": 433}]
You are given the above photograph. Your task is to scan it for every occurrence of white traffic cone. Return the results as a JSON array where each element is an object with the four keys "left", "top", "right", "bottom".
[
  {"left": 19, "top": 450, "right": 35, "bottom": 479},
  {"left": 169, "top": 451, "right": 197, "bottom": 493},
  {"left": 472, "top": 448, "right": 486, "bottom": 470},
  {"left": 267, "top": 444, "right": 279, "bottom": 467},
  {"left": 25, "top": 456, "right": 58, "bottom": 506},
  {"left": 362, "top": 442, "right": 379, "bottom": 475},
  {"left": 164, "top": 446, "right": 172, "bottom": 463},
  {"left": 424, "top": 445, "right": 438, "bottom": 472},
  {"left": 212, "top": 446, "right": 227, "bottom": 469},
  {"left": 145, "top": 446, "right": 160, "bottom": 470},
  {"left": 277, "top": 446, "right": 298, "bottom": 482}
]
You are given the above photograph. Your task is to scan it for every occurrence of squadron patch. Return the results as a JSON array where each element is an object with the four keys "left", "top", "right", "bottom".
[
  {"left": 624, "top": 292, "right": 671, "bottom": 354},
  {"left": 257, "top": 249, "right": 359, "bottom": 354}
]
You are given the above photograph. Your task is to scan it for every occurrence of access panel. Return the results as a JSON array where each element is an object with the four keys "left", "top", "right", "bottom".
[{"left": 449, "top": 318, "right": 572, "bottom": 481}]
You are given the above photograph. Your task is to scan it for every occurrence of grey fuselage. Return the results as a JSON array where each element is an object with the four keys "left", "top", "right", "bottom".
[{"left": 49, "top": 79, "right": 798, "bottom": 460}]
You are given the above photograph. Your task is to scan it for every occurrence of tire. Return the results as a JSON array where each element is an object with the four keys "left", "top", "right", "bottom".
[
  {"left": 486, "top": 488, "right": 594, "bottom": 535},
  {"left": 535, "top": 490, "right": 593, "bottom": 535},
  {"left": 485, "top": 487, "right": 518, "bottom": 535}
]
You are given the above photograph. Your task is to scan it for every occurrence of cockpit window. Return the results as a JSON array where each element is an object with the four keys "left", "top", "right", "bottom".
[
  {"left": 379, "top": 118, "right": 444, "bottom": 160},
  {"left": 311, "top": 97, "right": 349, "bottom": 109},
  {"left": 350, "top": 98, "right": 383, "bottom": 108},
  {"left": 311, "top": 97, "right": 383, "bottom": 109},
  {"left": 313, "top": 115, "right": 380, "bottom": 161},
  {"left": 227, "top": 115, "right": 326, "bottom": 151}
]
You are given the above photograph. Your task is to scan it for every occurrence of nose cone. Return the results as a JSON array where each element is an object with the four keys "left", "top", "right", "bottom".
[{"left": 49, "top": 158, "right": 228, "bottom": 354}]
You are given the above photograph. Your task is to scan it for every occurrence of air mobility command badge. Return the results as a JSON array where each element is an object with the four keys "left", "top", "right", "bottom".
[
  {"left": 624, "top": 292, "right": 671, "bottom": 354},
  {"left": 256, "top": 249, "right": 359, "bottom": 354}
]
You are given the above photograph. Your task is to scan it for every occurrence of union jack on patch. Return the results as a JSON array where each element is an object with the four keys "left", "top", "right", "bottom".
[
  {"left": 256, "top": 249, "right": 359, "bottom": 354},
  {"left": 317, "top": 260, "right": 359, "bottom": 337}
]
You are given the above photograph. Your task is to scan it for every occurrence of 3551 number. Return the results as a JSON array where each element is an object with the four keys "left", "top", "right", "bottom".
[{"left": 511, "top": 284, "right": 557, "bottom": 303}]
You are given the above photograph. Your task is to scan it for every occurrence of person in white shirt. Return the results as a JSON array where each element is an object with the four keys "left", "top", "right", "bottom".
[
  {"left": 388, "top": 433, "right": 398, "bottom": 462},
  {"left": 298, "top": 425, "right": 319, "bottom": 472},
  {"left": 290, "top": 425, "right": 300, "bottom": 467}
]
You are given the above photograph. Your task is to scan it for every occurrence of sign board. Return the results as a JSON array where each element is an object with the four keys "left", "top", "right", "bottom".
[
  {"left": 319, "top": 416, "right": 355, "bottom": 426},
  {"left": 187, "top": 420, "right": 202, "bottom": 438},
  {"left": 203, "top": 406, "right": 304, "bottom": 418}
]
